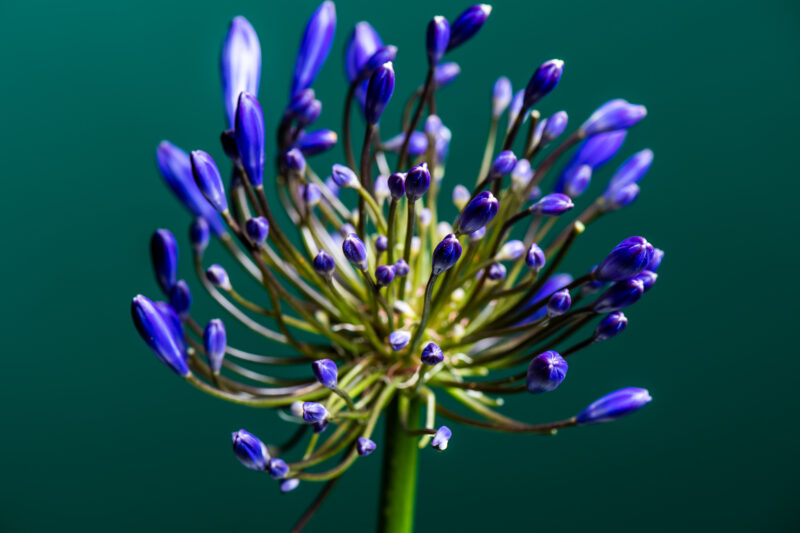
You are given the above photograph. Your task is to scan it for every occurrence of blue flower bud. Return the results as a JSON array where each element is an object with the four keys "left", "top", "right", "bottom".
[
  {"left": 375, "top": 265, "right": 395, "bottom": 287},
  {"left": 426, "top": 16, "right": 451, "bottom": 67},
  {"left": 302, "top": 184, "right": 322, "bottom": 206},
  {"left": 492, "top": 76, "right": 512, "bottom": 118},
  {"left": 405, "top": 162, "right": 431, "bottom": 201},
  {"left": 605, "top": 149, "right": 653, "bottom": 199},
  {"left": 359, "top": 45, "right": 398, "bottom": 82},
  {"left": 456, "top": 191, "right": 498, "bottom": 234},
  {"left": 169, "top": 280, "right": 192, "bottom": 316},
  {"left": 487, "top": 262, "right": 507, "bottom": 281},
  {"left": 547, "top": 288, "right": 572, "bottom": 317},
  {"left": 431, "top": 426, "right": 452, "bottom": 451},
  {"left": 280, "top": 479, "right": 300, "bottom": 493},
  {"left": 190, "top": 150, "right": 228, "bottom": 213},
  {"left": 189, "top": 217, "right": 211, "bottom": 254},
  {"left": 296, "top": 98, "right": 322, "bottom": 127},
  {"left": 432, "top": 234, "right": 462, "bottom": 274},
  {"left": 525, "top": 243, "right": 546, "bottom": 271},
  {"left": 447, "top": 4, "right": 492, "bottom": 51},
  {"left": 154, "top": 301, "right": 186, "bottom": 355},
  {"left": 531, "top": 193, "right": 574, "bottom": 215},
  {"left": 220, "top": 130, "right": 239, "bottom": 161},
  {"left": 131, "top": 295, "right": 190, "bottom": 377},
  {"left": 581, "top": 99, "right": 647, "bottom": 137},
  {"left": 245, "top": 216, "right": 270, "bottom": 245},
  {"left": 523, "top": 59, "right": 564, "bottom": 109},
  {"left": 387, "top": 172, "right": 407, "bottom": 200},
  {"left": 313, "top": 250, "right": 336, "bottom": 278},
  {"left": 302, "top": 401, "right": 329, "bottom": 423},
  {"left": 605, "top": 183, "right": 640, "bottom": 210},
  {"left": 206, "top": 264, "right": 232, "bottom": 291},
  {"left": 594, "top": 311, "right": 628, "bottom": 341},
  {"left": 489, "top": 150, "right": 517, "bottom": 180},
  {"left": 421, "top": 342, "right": 444, "bottom": 365},
  {"left": 365, "top": 62, "right": 395, "bottom": 124},
  {"left": 311, "top": 358, "right": 338, "bottom": 389},
  {"left": 375, "top": 234, "right": 388, "bottom": 252},
  {"left": 345, "top": 22, "right": 383, "bottom": 84},
  {"left": 150, "top": 229, "right": 178, "bottom": 294},
  {"left": 563, "top": 164, "right": 592, "bottom": 198},
  {"left": 452, "top": 184, "right": 470, "bottom": 210},
  {"left": 434, "top": 124, "right": 452, "bottom": 163},
  {"left": 323, "top": 176, "right": 340, "bottom": 199},
  {"left": 331, "top": 163, "right": 358, "bottom": 188},
  {"left": 357, "top": 437, "right": 377, "bottom": 456},
  {"left": 234, "top": 92, "right": 265, "bottom": 187},
  {"left": 508, "top": 89, "right": 525, "bottom": 128},
  {"left": 342, "top": 233, "right": 368, "bottom": 270},
  {"left": 312, "top": 420, "right": 329, "bottom": 434},
  {"left": 595, "top": 236, "right": 654, "bottom": 282},
  {"left": 282, "top": 148, "right": 307, "bottom": 173},
  {"left": 469, "top": 226, "right": 486, "bottom": 241},
  {"left": 231, "top": 429, "right": 270, "bottom": 471},
  {"left": 285, "top": 88, "right": 316, "bottom": 119},
  {"left": 498, "top": 240, "right": 525, "bottom": 261},
  {"left": 526, "top": 351, "right": 568, "bottom": 393},
  {"left": 634, "top": 270, "right": 658, "bottom": 292},
  {"left": 542, "top": 110, "right": 568, "bottom": 142},
  {"left": 593, "top": 278, "right": 645, "bottom": 313},
  {"left": 221, "top": 16, "right": 261, "bottom": 129},
  {"left": 267, "top": 458, "right": 289, "bottom": 479},
  {"left": 389, "top": 330, "right": 411, "bottom": 351},
  {"left": 425, "top": 114, "right": 443, "bottom": 136},
  {"left": 520, "top": 273, "right": 573, "bottom": 323},
  {"left": 296, "top": 129, "right": 338, "bottom": 156},
  {"left": 291, "top": 1, "right": 337, "bottom": 97},
  {"left": 576, "top": 387, "right": 652, "bottom": 425},
  {"left": 394, "top": 259, "right": 410, "bottom": 277},
  {"left": 383, "top": 132, "right": 428, "bottom": 156},
  {"left": 434, "top": 62, "right": 461, "bottom": 88},
  {"left": 204, "top": 319, "right": 227, "bottom": 373}
]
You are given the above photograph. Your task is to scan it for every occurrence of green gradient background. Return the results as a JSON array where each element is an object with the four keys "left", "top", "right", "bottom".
[{"left": 1, "top": 0, "right": 798, "bottom": 531}]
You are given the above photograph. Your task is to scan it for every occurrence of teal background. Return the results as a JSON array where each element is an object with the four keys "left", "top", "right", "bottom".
[{"left": 1, "top": 0, "right": 798, "bottom": 531}]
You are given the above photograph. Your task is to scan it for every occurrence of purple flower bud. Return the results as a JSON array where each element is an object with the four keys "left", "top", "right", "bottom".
[
  {"left": 365, "top": 62, "right": 395, "bottom": 124},
  {"left": 302, "top": 184, "right": 322, "bottom": 206},
  {"left": 190, "top": 150, "right": 228, "bottom": 212},
  {"left": 425, "top": 114, "right": 443, "bottom": 136},
  {"left": 280, "top": 479, "right": 300, "bottom": 492},
  {"left": 531, "top": 193, "right": 574, "bottom": 215},
  {"left": 297, "top": 99, "right": 322, "bottom": 127},
  {"left": 594, "top": 311, "right": 628, "bottom": 341},
  {"left": 323, "top": 176, "right": 340, "bottom": 199},
  {"left": 576, "top": 387, "right": 652, "bottom": 425},
  {"left": 357, "top": 437, "right": 377, "bottom": 456},
  {"left": 555, "top": 131, "right": 627, "bottom": 195},
  {"left": 447, "top": 4, "right": 492, "bottom": 51},
  {"left": 581, "top": 99, "right": 647, "bottom": 137},
  {"left": 234, "top": 92, "right": 265, "bottom": 187},
  {"left": 605, "top": 183, "right": 640, "bottom": 210},
  {"left": 456, "top": 191, "right": 498, "bottom": 234},
  {"left": 487, "top": 262, "right": 507, "bottom": 281},
  {"left": 434, "top": 124, "right": 452, "bottom": 163},
  {"left": 291, "top": 1, "right": 337, "bottom": 97},
  {"left": 520, "top": 273, "right": 573, "bottom": 323},
  {"left": 387, "top": 172, "right": 407, "bottom": 200},
  {"left": 426, "top": 16, "right": 451, "bottom": 67},
  {"left": 342, "top": 233, "right": 368, "bottom": 270},
  {"left": 311, "top": 358, "right": 338, "bottom": 389},
  {"left": 605, "top": 149, "right": 653, "bottom": 199},
  {"left": 203, "top": 319, "right": 227, "bottom": 373},
  {"left": 389, "top": 330, "right": 411, "bottom": 351},
  {"left": 489, "top": 150, "right": 517, "bottom": 180},
  {"left": 206, "top": 264, "right": 232, "bottom": 291},
  {"left": 282, "top": 148, "right": 306, "bottom": 173},
  {"left": 150, "top": 229, "right": 178, "bottom": 294},
  {"left": 405, "top": 162, "right": 431, "bottom": 201},
  {"left": 313, "top": 250, "right": 336, "bottom": 277},
  {"left": 434, "top": 62, "right": 461, "bottom": 88},
  {"left": 526, "top": 351, "right": 568, "bottom": 393},
  {"left": 498, "top": 240, "right": 525, "bottom": 261},
  {"left": 383, "top": 132, "right": 428, "bottom": 156},
  {"left": 547, "top": 288, "right": 572, "bottom": 317},
  {"left": 359, "top": 45, "right": 398, "bottom": 83},
  {"left": 648, "top": 248, "right": 664, "bottom": 272},
  {"left": 525, "top": 243, "right": 546, "bottom": 271},
  {"left": 231, "top": 429, "right": 270, "bottom": 471},
  {"left": 375, "top": 265, "right": 396, "bottom": 287},
  {"left": 244, "top": 216, "right": 269, "bottom": 245},
  {"left": 511, "top": 159, "right": 533, "bottom": 189},
  {"left": 492, "top": 76, "right": 512, "bottom": 118},
  {"left": 431, "top": 426, "right": 452, "bottom": 451},
  {"left": 421, "top": 342, "right": 444, "bottom": 365},
  {"left": 331, "top": 164, "right": 358, "bottom": 188},
  {"left": 593, "top": 278, "right": 645, "bottom": 313},
  {"left": 221, "top": 17, "right": 261, "bottom": 129},
  {"left": 508, "top": 89, "right": 525, "bottom": 128},
  {"left": 452, "top": 184, "right": 470, "bottom": 210},
  {"left": 563, "top": 165, "right": 592, "bottom": 198},
  {"left": 169, "top": 280, "right": 192, "bottom": 316},
  {"left": 285, "top": 88, "right": 316, "bottom": 119},
  {"left": 267, "top": 458, "right": 289, "bottom": 479},
  {"left": 542, "top": 110, "right": 568, "bottom": 142},
  {"left": 345, "top": 22, "right": 383, "bottom": 84},
  {"left": 375, "top": 234, "right": 388, "bottom": 252},
  {"left": 634, "top": 270, "right": 658, "bottom": 292},
  {"left": 131, "top": 295, "right": 189, "bottom": 377},
  {"left": 189, "top": 217, "right": 211, "bottom": 254},
  {"left": 296, "top": 129, "right": 338, "bottom": 156},
  {"left": 469, "top": 226, "right": 487, "bottom": 241},
  {"left": 394, "top": 258, "right": 410, "bottom": 277},
  {"left": 302, "top": 401, "right": 329, "bottom": 423},
  {"left": 595, "top": 236, "right": 654, "bottom": 282},
  {"left": 432, "top": 234, "right": 462, "bottom": 274},
  {"left": 523, "top": 59, "right": 564, "bottom": 109}
]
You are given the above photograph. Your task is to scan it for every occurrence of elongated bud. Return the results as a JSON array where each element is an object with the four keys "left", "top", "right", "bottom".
[
  {"left": 365, "top": 62, "right": 395, "bottom": 124},
  {"left": 375, "top": 265, "right": 395, "bottom": 287},
  {"left": 296, "top": 129, "right": 338, "bottom": 156},
  {"left": 426, "top": 16, "right": 451, "bottom": 67},
  {"left": 593, "top": 278, "right": 645, "bottom": 312},
  {"left": 487, "top": 263, "right": 507, "bottom": 281},
  {"left": 311, "top": 358, "right": 338, "bottom": 389},
  {"left": 526, "top": 351, "right": 568, "bottom": 393},
  {"left": 508, "top": 89, "right": 525, "bottom": 129},
  {"left": 576, "top": 387, "right": 652, "bottom": 424},
  {"left": 498, "top": 240, "right": 525, "bottom": 261},
  {"left": 595, "top": 236, "right": 654, "bottom": 282},
  {"left": 405, "top": 162, "right": 431, "bottom": 201},
  {"left": 434, "top": 62, "right": 461, "bottom": 88},
  {"left": 489, "top": 150, "right": 517, "bottom": 180},
  {"left": 245, "top": 216, "right": 270, "bottom": 245},
  {"left": 634, "top": 270, "right": 658, "bottom": 292},
  {"left": 291, "top": 1, "right": 337, "bottom": 97},
  {"left": 563, "top": 164, "right": 592, "bottom": 198},
  {"left": 605, "top": 149, "right": 654, "bottom": 199},
  {"left": 221, "top": 16, "right": 261, "bottom": 129},
  {"left": 594, "top": 311, "right": 628, "bottom": 341},
  {"left": 456, "top": 191, "right": 498, "bottom": 234},
  {"left": 393, "top": 259, "right": 410, "bottom": 277},
  {"left": 431, "top": 426, "right": 452, "bottom": 451},
  {"left": 511, "top": 159, "right": 533, "bottom": 190},
  {"left": 387, "top": 172, "right": 407, "bottom": 200},
  {"left": 131, "top": 295, "right": 189, "bottom": 376},
  {"left": 342, "top": 233, "right": 368, "bottom": 270},
  {"left": 296, "top": 98, "right": 322, "bottom": 127},
  {"left": 452, "top": 185, "right": 470, "bottom": 210},
  {"left": 150, "top": 229, "right": 178, "bottom": 294},
  {"left": 313, "top": 250, "right": 336, "bottom": 278},
  {"left": 357, "top": 437, "right": 377, "bottom": 456},
  {"left": 432, "top": 234, "right": 462, "bottom": 274},
  {"left": 605, "top": 182, "right": 640, "bottom": 211},
  {"left": 389, "top": 330, "right": 411, "bottom": 351},
  {"left": 359, "top": 45, "right": 398, "bottom": 82},
  {"left": 447, "top": 4, "right": 492, "bottom": 51},
  {"left": 190, "top": 150, "right": 228, "bottom": 212},
  {"left": 345, "top": 22, "right": 383, "bottom": 83},
  {"left": 421, "top": 342, "right": 444, "bottom": 365},
  {"left": 282, "top": 148, "right": 306, "bottom": 173},
  {"left": 647, "top": 248, "right": 664, "bottom": 272},
  {"left": 542, "top": 110, "right": 568, "bottom": 142},
  {"left": 169, "top": 280, "right": 192, "bottom": 316},
  {"left": 231, "top": 429, "right": 270, "bottom": 470},
  {"left": 206, "top": 264, "right": 232, "bottom": 290},
  {"left": 383, "top": 132, "right": 428, "bottom": 156},
  {"left": 525, "top": 243, "right": 546, "bottom": 271},
  {"left": 302, "top": 184, "right": 322, "bottom": 206},
  {"left": 302, "top": 402, "right": 329, "bottom": 423},
  {"left": 267, "top": 458, "right": 289, "bottom": 479},
  {"left": 204, "top": 319, "right": 227, "bottom": 373},
  {"left": 234, "top": 92, "right": 265, "bottom": 187},
  {"left": 285, "top": 88, "right": 316, "bottom": 119},
  {"left": 189, "top": 217, "right": 211, "bottom": 255},
  {"left": 581, "top": 99, "right": 647, "bottom": 137},
  {"left": 524, "top": 59, "right": 563, "bottom": 109},
  {"left": 331, "top": 163, "right": 358, "bottom": 188},
  {"left": 280, "top": 479, "right": 300, "bottom": 492},
  {"left": 531, "top": 193, "right": 573, "bottom": 215},
  {"left": 547, "top": 289, "right": 572, "bottom": 317},
  {"left": 492, "top": 76, "right": 512, "bottom": 117}
]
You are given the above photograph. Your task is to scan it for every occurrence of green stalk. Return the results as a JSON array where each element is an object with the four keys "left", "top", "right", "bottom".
[{"left": 377, "top": 397, "right": 420, "bottom": 533}]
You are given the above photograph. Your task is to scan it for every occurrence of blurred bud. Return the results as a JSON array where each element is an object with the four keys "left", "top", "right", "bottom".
[
  {"left": 357, "top": 437, "right": 377, "bottom": 456},
  {"left": 365, "top": 62, "right": 395, "bottom": 124},
  {"left": 204, "top": 319, "right": 227, "bottom": 373},
  {"left": 296, "top": 129, "right": 338, "bottom": 156},
  {"left": 375, "top": 265, "right": 396, "bottom": 287},
  {"left": 492, "top": 76, "right": 512, "bottom": 118},
  {"left": 291, "top": 1, "right": 337, "bottom": 97},
  {"left": 431, "top": 426, "right": 452, "bottom": 451},
  {"left": 374, "top": 175, "right": 390, "bottom": 202},
  {"left": 581, "top": 99, "right": 647, "bottom": 137},
  {"left": 245, "top": 217, "right": 269, "bottom": 245},
  {"left": 542, "top": 110, "right": 568, "bottom": 143},
  {"left": 206, "top": 264, "right": 232, "bottom": 291},
  {"left": 525, "top": 243, "right": 546, "bottom": 271},
  {"left": 394, "top": 259, "right": 410, "bottom": 277},
  {"left": 150, "top": 229, "right": 178, "bottom": 294},
  {"left": 387, "top": 172, "right": 407, "bottom": 200},
  {"left": 487, "top": 262, "right": 507, "bottom": 281},
  {"left": 190, "top": 150, "right": 228, "bottom": 212},
  {"left": 498, "top": 240, "right": 525, "bottom": 261},
  {"left": 282, "top": 148, "right": 307, "bottom": 173},
  {"left": 421, "top": 342, "right": 444, "bottom": 365},
  {"left": 452, "top": 184, "right": 470, "bottom": 210},
  {"left": 531, "top": 193, "right": 574, "bottom": 215},
  {"left": 302, "top": 184, "right": 322, "bottom": 206},
  {"left": 267, "top": 458, "right": 289, "bottom": 479},
  {"left": 234, "top": 92, "right": 266, "bottom": 187},
  {"left": 189, "top": 217, "right": 211, "bottom": 255},
  {"left": 604, "top": 149, "right": 653, "bottom": 200},
  {"left": 383, "top": 132, "right": 428, "bottom": 156},
  {"left": 169, "top": 280, "right": 192, "bottom": 316},
  {"left": 593, "top": 278, "right": 645, "bottom": 313},
  {"left": 389, "top": 330, "right": 411, "bottom": 351},
  {"left": 221, "top": 16, "right": 261, "bottom": 129},
  {"left": 280, "top": 479, "right": 300, "bottom": 492},
  {"left": 375, "top": 234, "right": 388, "bottom": 253},
  {"left": 331, "top": 163, "right": 359, "bottom": 188},
  {"left": 489, "top": 150, "right": 517, "bottom": 180},
  {"left": 302, "top": 401, "right": 329, "bottom": 423},
  {"left": 634, "top": 270, "right": 658, "bottom": 292},
  {"left": 313, "top": 250, "right": 336, "bottom": 278},
  {"left": 563, "top": 164, "right": 592, "bottom": 198},
  {"left": 434, "top": 62, "right": 461, "bottom": 88},
  {"left": 342, "top": 233, "right": 368, "bottom": 270}
]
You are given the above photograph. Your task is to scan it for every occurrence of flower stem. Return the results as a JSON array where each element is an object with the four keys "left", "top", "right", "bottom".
[{"left": 377, "top": 397, "right": 420, "bottom": 533}]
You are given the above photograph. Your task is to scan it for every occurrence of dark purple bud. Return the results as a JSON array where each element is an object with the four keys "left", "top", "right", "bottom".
[
  {"left": 405, "top": 162, "right": 431, "bottom": 201},
  {"left": 523, "top": 59, "right": 564, "bottom": 109},
  {"left": 267, "top": 458, "right": 289, "bottom": 479},
  {"left": 393, "top": 258, "right": 410, "bottom": 277},
  {"left": 434, "top": 62, "right": 461, "bottom": 88},
  {"left": 232, "top": 429, "right": 270, "bottom": 471},
  {"left": 291, "top": 1, "right": 337, "bottom": 97},
  {"left": 245, "top": 216, "right": 270, "bottom": 245},
  {"left": 605, "top": 183, "right": 640, "bottom": 210},
  {"left": 383, "top": 132, "right": 428, "bottom": 156},
  {"left": 282, "top": 148, "right": 307, "bottom": 174},
  {"left": 375, "top": 234, "right": 388, "bottom": 253},
  {"left": 345, "top": 22, "right": 383, "bottom": 84},
  {"left": 432, "top": 234, "right": 462, "bottom": 274},
  {"left": 387, "top": 172, "right": 407, "bottom": 200},
  {"left": 221, "top": 16, "right": 261, "bottom": 129},
  {"left": 189, "top": 217, "right": 211, "bottom": 255},
  {"left": 220, "top": 129, "right": 239, "bottom": 160},
  {"left": 204, "top": 319, "right": 227, "bottom": 373},
  {"left": 365, "top": 62, "right": 395, "bottom": 124},
  {"left": 190, "top": 150, "right": 228, "bottom": 213},
  {"left": 525, "top": 243, "right": 546, "bottom": 271},
  {"left": 593, "top": 278, "right": 645, "bottom": 313},
  {"left": 421, "top": 342, "right": 444, "bottom": 365},
  {"left": 563, "top": 164, "right": 592, "bottom": 198},
  {"left": 169, "top": 280, "right": 192, "bottom": 316},
  {"left": 234, "top": 92, "right": 265, "bottom": 187},
  {"left": 131, "top": 295, "right": 189, "bottom": 377},
  {"left": 375, "top": 265, "right": 395, "bottom": 287},
  {"left": 302, "top": 184, "right": 322, "bottom": 206},
  {"left": 280, "top": 479, "right": 300, "bottom": 492},
  {"left": 331, "top": 163, "right": 358, "bottom": 188},
  {"left": 389, "top": 330, "right": 411, "bottom": 351},
  {"left": 285, "top": 88, "right": 316, "bottom": 119},
  {"left": 576, "top": 387, "right": 652, "bottom": 425},
  {"left": 357, "top": 437, "right": 377, "bottom": 456},
  {"left": 297, "top": 99, "right": 322, "bottom": 128},
  {"left": 150, "top": 229, "right": 178, "bottom": 294},
  {"left": 302, "top": 401, "right": 329, "bottom": 423},
  {"left": 487, "top": 262, "right": 507, "bottom": 281},
  {"left": 634, "top": 270, "right": 658, "bottom": 292},
  {"left": 493, "top": 76, "right": 512, "bottom": 118},
  {"left": 426, "top": 16, "right": 450, "bottom": 67},
  {"left": 604, "top": 149, "right": 653, "bottom": 199},
  {"left": 526, "top": 351, "right": 568, "bottom": 393},
  {"left": 594, "top": 311, "right": 628, "bottom": 341},
  {"left": 431, "top": 426, "right": 452, "bottom": 451},
  {"left": 456, "top": 191, "right": 498, "bottom": 234},
  {"left": 489, "top": 150, "right": 517, "bottom": 180},
  {"left": 313, "top": 420, "right": 329, "bottom": 434},
  {"left": 296, "top": 129, "right": 338, "bottom": 156},
  {"left": 531, "top": 193, "right": 574, "bottom": 215},
  {"left": 547, "top": 289, "right": 572, "bottom": 317},
  {"left": 595, "top": 236, "right": 654, "bottom": 282},
  {"left": 581, "top": 99, "right": 647, "bottom": 137},
  {"left": 648, "top": 248, "right": 664, "bottom": 272},
  {"left": 311, "top": 358, "right": 338, "bottom": 389},
  {"left": 206, "top": 264, "right": 232, "bottom": 291},
  {"left": 359, "top": 45, "right": 398, "bottom": 82},
  {"left": 313, "top": 250, "right": 336, "bottom": 277},
  {"left": 342, "top": 233, "right": 368, "bottom": 270},
  {"left": 447, "top": 4, "right": 492, "bottom": 51},
  {"left": 542, "top": 110, "right": 568, "bottom": 142}
]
